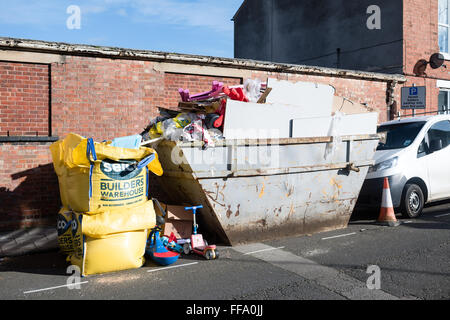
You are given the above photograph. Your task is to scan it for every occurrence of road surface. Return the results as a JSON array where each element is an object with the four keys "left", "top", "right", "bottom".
[{"left": 1, "top": 201, "right": 449, "bottom": 301}]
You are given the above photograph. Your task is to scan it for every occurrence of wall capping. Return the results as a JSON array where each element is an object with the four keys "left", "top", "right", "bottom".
[
  {"left": 0, "top": 136, "right": 59, "bottom": 143},
  {"left": 0, "top": 37, "right": 406, "bottom": 83},
  {"left": 0, "top": 49, "right": 64, "bottom": 64}
]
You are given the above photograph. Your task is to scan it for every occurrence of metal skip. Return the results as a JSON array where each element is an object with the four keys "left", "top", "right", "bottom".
[{"left": 154, "top": 134, "right": 379, "bottom": 246}]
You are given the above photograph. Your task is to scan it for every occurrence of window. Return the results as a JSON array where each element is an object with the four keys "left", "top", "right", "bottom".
[
  {"left": 377, "top": 121, "right": 426, "bottom": 151},
  {"left": 418, "top": 120, "right": 450, "bottom": 157},
  {"left": 439, "top": 0, "right": 450, "bottom": 54},
  {"left": 438, "top": 90, "right": 450, "bottom": 114},
  {"left": 428, "top": 120, "right": 450, "bottom": 149}
]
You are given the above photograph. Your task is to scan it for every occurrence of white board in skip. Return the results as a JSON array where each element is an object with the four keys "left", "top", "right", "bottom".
[
  {"left": 291, "top": 113, "right": 378, "bottom": 138},
  {"left": 266, "top": 78, "right": 334, "bottom": 116},
  {"left": 223, "top": 100, "right": 332, "bottom": 139}
]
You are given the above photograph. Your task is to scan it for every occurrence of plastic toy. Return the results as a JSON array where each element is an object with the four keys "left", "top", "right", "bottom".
[
  {"left": 182, "top": 205, "right": 219, "bottom": 260},
  {"left": 146, "top": 227, "right": 180, "bottom": 266},
  {"left": 161, "top": 232, "right": 184, "bottom": 254},
  {"left": 145, "top": 199, "right": 180, "bottom": 266}
]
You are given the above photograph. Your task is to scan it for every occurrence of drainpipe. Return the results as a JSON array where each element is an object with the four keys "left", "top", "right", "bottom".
[{"left": 386, "top": 80, "right": 398, "bottom": 120}]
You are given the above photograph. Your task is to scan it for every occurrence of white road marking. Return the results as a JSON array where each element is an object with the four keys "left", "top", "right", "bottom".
[
  {"left": 304, "top": 248, "right": 330, "bottom": 257},
  {"left": 435, "top": 213, "right": 450, "bottom": 218},
  {"left": 234, "top": 243, "right": 398, "bottom": 300},
  {"left": 243, "top": 246, "right": 285, "bottom": 255},
  {"left": 23, "top": 281, "right": 89, "bottom": 294},
  {"left": 23, "top": 262, "right": 199, "bottom": 294},
  {"left": 146, "top": 262, "right": 198, "bottom": 273},
  {"left": 321, "top": 232, "right": 356, "bottom": 240}
]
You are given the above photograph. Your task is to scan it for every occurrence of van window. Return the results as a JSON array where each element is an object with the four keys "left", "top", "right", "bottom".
[
  {"left": 417, "top": 139, "right": 428, "bottom": 158},
  {"left": 377, "top": 121, "right": 426, "bottom": 150},
  {"left": 420, "top": 120, "right": 450, "bottom": 155}
]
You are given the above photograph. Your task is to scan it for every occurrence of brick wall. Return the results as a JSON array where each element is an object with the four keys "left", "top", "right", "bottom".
[
  {"left": 0, "top": 51, "right": 398, "bottom": 231},
  {"left": 164, "top": 73, "right": 242, "bottom": 109},
  {"left": 402, "top": 0, "right": 445, "bottom": 115},
  {"left": 249, "top": 70, "right": 392, "bottom": 123},
  {"left": 0, "top": 62, "right": 49, "bottom": 136},
  {"left": 0, "top": 144, "right": 59, "bottom": 230},
  {"left": 51, "top": 57, "right": 165, "bottom": 141}
]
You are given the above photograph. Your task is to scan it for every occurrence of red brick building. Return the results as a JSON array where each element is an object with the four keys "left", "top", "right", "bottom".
[
  {"left": 405, "top": 0, "right": 450, "bottom": 115},
  {"left": 0, "top": 37, "right": 404, "bottom": 231}
]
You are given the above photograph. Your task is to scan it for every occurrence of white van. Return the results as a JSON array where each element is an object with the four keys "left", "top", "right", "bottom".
[{"left": 357, "top": 114, "right": 450, "bottom": 218}]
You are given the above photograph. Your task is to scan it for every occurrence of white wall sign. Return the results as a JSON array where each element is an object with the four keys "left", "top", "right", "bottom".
[{"left": 401, "top": 86, "right": 426, "bottom": 109}]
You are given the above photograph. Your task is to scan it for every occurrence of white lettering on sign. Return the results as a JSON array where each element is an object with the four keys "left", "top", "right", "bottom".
[{"left": 401, "top": 86, "right": 426, "bottom": 109}]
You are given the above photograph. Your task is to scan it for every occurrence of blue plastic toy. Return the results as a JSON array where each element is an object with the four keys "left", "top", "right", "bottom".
[
  {"left": 146, "top": 227, "right": 180, "bottom": 266},
  {"left": 161, "top": 233, "right": 184, "bottom": 254}
]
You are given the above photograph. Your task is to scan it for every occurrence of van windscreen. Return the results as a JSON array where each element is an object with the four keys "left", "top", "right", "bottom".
[{"left": 377, "top": 121, "right": 426, "bottom": 150}]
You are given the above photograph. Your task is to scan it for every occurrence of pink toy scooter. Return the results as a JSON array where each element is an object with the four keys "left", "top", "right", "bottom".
[{"left": 182, "top": 205, "right": 219, "bottom": 260}]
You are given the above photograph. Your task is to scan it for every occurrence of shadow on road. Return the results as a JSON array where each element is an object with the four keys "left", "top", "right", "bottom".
[
  {"left": 351, "top": 198, "right": 450, "bottom": 225},
  {"left": 0, "top": 250, "right": 67, "bottom": 277}
]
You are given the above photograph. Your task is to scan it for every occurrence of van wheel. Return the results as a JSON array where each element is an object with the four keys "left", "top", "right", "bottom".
[{"left": 401, "top": 184, "right": 424, "bottom": 218}]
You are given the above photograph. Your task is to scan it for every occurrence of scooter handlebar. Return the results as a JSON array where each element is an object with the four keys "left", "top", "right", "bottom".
[{"left": 184, "top": 205, "right": 203, "bottom": 211}]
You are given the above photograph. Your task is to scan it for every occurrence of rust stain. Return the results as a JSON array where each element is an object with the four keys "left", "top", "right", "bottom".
[
  {"left": 258, "top": 183, "right": 265, "bottom": 198},
  {"left": 285, "top": 182, "right": 294, "bottom": 197},
  {"left": 218, "top": 183, "right": 226, "bottom": 200},
  {"left": 254, "top": 219, "right": 267, "bottom": 227},
  {"left": 205, "top": 190, "right": 226, "bottom": 207},
  {"left": 226, "top": 205, "right": 233, "bottom": 218},
  {"left": 288, "top": 203, "right": 295, "bottom": 219},
  {"left": 329, "top": 178, "right": 342, "bottom": 189},
  {"left": 235, "top": 204, "right": 240, "bottom": 217},
  {"left": 276, "top": 206, "right": 282, "bottom": 217},
  {"left": 329, "top": 178, "right": 342, "bottom": 202}
]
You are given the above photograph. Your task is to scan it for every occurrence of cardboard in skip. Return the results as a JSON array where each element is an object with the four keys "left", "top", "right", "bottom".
[
  {"left": 266, "top": 78, "right": 335, "bottom": 108},
  {"left": 332, "top": 96, "right": 371, "bottom": 115},
  {"left": 154, "top": 202, "right": 193, "bottom": 239},
  {"left": 291, "top": 113, "right": 378, "bottom": 138},
  {"left": 223, "top": 78, "right": 335, "bottom": 139},
  {"left": 223, "top": 78, "right": 376, "bottom": 140}
]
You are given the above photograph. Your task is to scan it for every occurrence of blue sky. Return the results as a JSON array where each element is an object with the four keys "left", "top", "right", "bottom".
[{"left": 0, "top": 0, "right": 243, "bottom": 58}]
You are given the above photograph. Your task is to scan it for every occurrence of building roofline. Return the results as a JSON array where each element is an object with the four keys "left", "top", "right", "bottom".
[
  {"left": 232, "top": 0, "right": 248, "bottom": 21},
  {"left": 0, "top": 37, "right": 406, "bottom": 83}
]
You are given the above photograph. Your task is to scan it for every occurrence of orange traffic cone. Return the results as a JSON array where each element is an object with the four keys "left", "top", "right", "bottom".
[{"left": 377, "top": 177, "right": 401, "bottom": 227}]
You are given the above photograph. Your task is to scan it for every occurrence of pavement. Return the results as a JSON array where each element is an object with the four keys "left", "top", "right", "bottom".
[
  {"left": 0, "top": 226, "right": 58, "bottom": 258},
  {"left": 0, "top": 201, "right": 449, "bottom": 301}
]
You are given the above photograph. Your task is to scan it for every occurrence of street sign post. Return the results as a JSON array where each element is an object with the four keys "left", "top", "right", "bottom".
[{"left": 401, "top": 86, "right": 426, "bottom": 110}]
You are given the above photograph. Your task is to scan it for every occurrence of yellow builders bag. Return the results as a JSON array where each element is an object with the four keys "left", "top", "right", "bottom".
[
  {"left": 56, "top": 207, "right": 74, "bottom": 255},
  {"left": 50, "top": 134, "right": 85, "bottom": 208},
  {"left": 70, "top": 230, "right": 148, "bottom": 276},
  {"left": 50, "top": 133, "right": 163, "bottom": 213},
  {"left": 69, "top": 200, "right": 156, "bottom": 276}
]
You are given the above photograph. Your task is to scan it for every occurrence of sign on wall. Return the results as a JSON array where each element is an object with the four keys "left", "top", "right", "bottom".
[{"left": 401, "top": 86, "right": 426, "bottom": 109}]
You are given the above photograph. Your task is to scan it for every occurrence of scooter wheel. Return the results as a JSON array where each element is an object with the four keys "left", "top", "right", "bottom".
[
  {"left": 205, "top": 249, "right": 218, "bottom": 260},
  {"left": 183, "top": 243, "right": 191, "bottom": 255}
]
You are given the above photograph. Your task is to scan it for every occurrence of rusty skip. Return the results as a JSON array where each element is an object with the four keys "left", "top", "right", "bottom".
[{"left": 154, "top": 134, "right": 379, "bottom": 245}]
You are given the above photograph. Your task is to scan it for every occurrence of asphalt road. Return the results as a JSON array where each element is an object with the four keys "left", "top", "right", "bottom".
[{"left": 0, "top": 201, "right": 449, "bottom": 301}]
